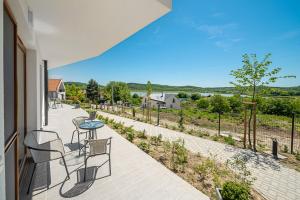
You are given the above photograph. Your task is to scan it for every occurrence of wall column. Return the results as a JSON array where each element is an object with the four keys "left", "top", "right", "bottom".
[{"left": 26, "top": 49, "right": 42, "bottom": 132}]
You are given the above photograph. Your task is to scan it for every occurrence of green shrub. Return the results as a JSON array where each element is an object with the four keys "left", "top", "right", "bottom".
[
  {"left": 224, "top": 135, "right": 235, "bottom": 146},
  {"left": 112, "top": 122, "right": 123, "bottom": 130},
  {"left": 212, "top": 135, "right": 220, "bottom": 141},
  {"left": 121, "top": 126, "right": 134, "bottom": 135},
  {"left": 296, "top": 151, "right": 300, "bottom": 161},
  {"left": 196, "top": 98, "right": 210, "bottom": 109},
  {"left": 138, "top": 141, "right": 150, "bottom": 153},
  {"left": 197, "top": 131, "right": 209, "bottom": 138},
  {"left": 283, "top": 145, "right": 289, "bottom": 153},
  {"left": 171, "top": 139, "right": 188, "bottom": 171},
  {"left": 137, "top": 130, "right": 147, "bottom": 139},
  {"left": 163, "top": 141, "right": 172, "bottom": 154},
  {"left": 221, "top": 181, "right": 250, "bottom": 200},
  {"left": 126, "top": 132, "right": 135, "bottom": 142},
  {"left": 150, "top": 134, "right": 162, "bottom": 146},
  {"left": 194, "top": 156, "right": 224, "bottom": 185}
]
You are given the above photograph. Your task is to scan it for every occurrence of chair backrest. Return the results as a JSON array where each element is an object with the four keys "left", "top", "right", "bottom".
[
  {"left": 24, "top": 130, "right": 43, "bottom": 163},
  {"left": 73, "top": 116, "right": 88, "bottom": 129},
  {"left": 88, "top": 138, "right": 112, "bottom": 156}
]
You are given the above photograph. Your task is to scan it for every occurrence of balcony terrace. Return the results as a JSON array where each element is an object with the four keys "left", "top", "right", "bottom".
[{"left": 20, "top": 104, "right": 209, "bottom": 200}]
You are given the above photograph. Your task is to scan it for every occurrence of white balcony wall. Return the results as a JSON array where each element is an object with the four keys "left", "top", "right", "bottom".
[
  {"left": 26, "top": 50, "right": 43, "bottom": 132},
  {"left": 0, "top": 1, "right": 6, "bottom": 199}
]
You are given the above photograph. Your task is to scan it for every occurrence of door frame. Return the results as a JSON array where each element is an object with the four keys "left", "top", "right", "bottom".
[
  {"left": 4, "top": 1, "right": 19, "bottom": 199},
  {"left": 17, "top": 36, "right": 28, "bottom": 179}
]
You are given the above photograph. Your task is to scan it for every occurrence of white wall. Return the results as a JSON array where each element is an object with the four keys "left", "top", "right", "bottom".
[
  {"left": 0, "top": 1, "right": 6, "bottom": 199},
  {"left": 26, "top": 49, "right": 42, "bottom": 132}
]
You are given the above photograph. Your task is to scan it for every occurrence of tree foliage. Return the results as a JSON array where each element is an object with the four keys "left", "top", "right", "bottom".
[
  {"left": 210, "top": 95, "right": 231, "bottom": 113},
  {"left": 86, "top": 79, "right": 99, "bottom": 103},
  {"left": 196, "top": 98, "right": 210, "bottom": 109},
  {"left": 230, "top": 53, "right": 295, "bottom": 100},
  {"left": 104, "top": 81, "right": 131, "bottom": 104},
  {"left": 228, "top": 95, "right": 243, "bottom": 113},
  {"left": 131, "top": 93, "right": 141, "bottom": 106},
  {"left": 65, "top": 84, "right": 86, "bottom": 103},
  {"left": 191, "top": 93, "right": 201, "bottom": 101},
  {"left": 230, "top": 53, "right": 295, "bottom": 148},
  {"left": 177, "top": 92, "right": 189, "bottom": 99}
]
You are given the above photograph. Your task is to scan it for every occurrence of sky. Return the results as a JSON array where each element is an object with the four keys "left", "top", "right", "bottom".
[{"left": 49, "top": 0, "right": 300, "bottom": 87}]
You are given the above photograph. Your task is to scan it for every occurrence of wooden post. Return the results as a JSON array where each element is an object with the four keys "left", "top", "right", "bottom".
[
  {"left": 244, "top": 108, "right": 247, "bottom": 149},
  {"left": 218, "top": 112, "right": 221, "bottom": 136},
  {"left": 253, "top": 103, "right": 257, "bottom": 152},
  {"left": 291, "top": 112, "right": 295, "bottom": 154},
  {"left": 157, "top": 104, "right": 160, "bottom": 126}
]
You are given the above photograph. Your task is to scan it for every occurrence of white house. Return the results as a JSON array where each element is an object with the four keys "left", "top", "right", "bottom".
[
  {"left": 0, "top": 0, "right": 172, "bottom": 199},
  {"left": 142, "top": 93, "right": 181, "bottom": 109},
  {"left": 48, "top": 79, "right": 66, "bottom": 100}
]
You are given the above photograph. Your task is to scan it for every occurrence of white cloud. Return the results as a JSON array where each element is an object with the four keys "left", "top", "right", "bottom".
[
  {"left": 196, "top": 23, "right": 237, "bottom": 39},
  {"left": 277, "top": 29, "right": 300, "bottom": 40}
]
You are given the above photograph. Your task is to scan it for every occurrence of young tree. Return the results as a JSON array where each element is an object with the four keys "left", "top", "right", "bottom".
[
  {"left": 86, "top": 79, "right": 99, "bottom": 103},
  {"left": 131, "top": 93, "right": 141, "bottom": 106},
  {"left": 196, "top": 98, "right": 210, "bottom": 110},
  {"left": 146, "top": 81, "right": 152, "bottom": 122},
  {"left": 104, "top": 81, "right": 131, "bottom": 104},
  {"left": 228, "top": 95, "right": 243, "bottom": 113},
  {"left": 230, "top": 53, "right": 295, "bottom": 147},
  {"left": 210, "top": 95, "right": 230, "bottom": 136},
  {"left": 178, "top": 109, "right": 184, "bottom": 131},
  {"left": 210, "top": 95, "right": 231, "bottom": 113}
]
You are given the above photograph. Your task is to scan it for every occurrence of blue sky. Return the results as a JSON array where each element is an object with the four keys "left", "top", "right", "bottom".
[{"left": 50, "top": 0, "right": 300, "bottom": 87}]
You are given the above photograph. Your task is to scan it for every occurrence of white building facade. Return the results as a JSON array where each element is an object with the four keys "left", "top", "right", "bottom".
[{"left": 142, "top": 93, "right": 181, "bottom": 109}]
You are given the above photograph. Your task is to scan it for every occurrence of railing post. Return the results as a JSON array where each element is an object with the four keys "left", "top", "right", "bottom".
[
  {"left": 218, "top": 112, "right": 221, "bottom": 136},
  {"left": 157, "top": 104, "right": 160, "bottom": 126},
  {"left": 244, "top": 108, "right": 247, "bottom": 149},
  {"left": 253, "top": 103, "right": 257, "bottom": 152},
  {"left": 291, "top": 112, "right": 295, "bottom": 154},
  {"left": 44, "top": 60, "right": 48, "bottom": 126}
]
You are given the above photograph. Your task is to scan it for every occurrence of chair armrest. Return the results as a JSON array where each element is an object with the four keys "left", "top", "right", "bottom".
[
  {"left": 32, "top": 129, "right": 60, "bottom": 139},
  {"left": 29, "top": 139, "right": 65, "bottom": 155},
  {"left": 32, "top": 129, "right": 61, "bottom": 144}
]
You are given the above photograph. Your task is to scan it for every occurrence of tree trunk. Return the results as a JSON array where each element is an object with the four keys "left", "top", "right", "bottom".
[{"left": 247, "top": 85, "right": 256, "bottom": 148}]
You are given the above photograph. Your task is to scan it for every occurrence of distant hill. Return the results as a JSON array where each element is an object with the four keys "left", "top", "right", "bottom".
[
  {"left": 64, "top": 81, "right": 300, "bottom": 96},
  {"left": 64, "top": 82, "right": 87, "bottom": 89},
  {"left": 127, "top": 83, "right": 236, "bottom": 93}
]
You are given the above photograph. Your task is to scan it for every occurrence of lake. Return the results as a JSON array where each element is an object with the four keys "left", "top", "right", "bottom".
[{"left": 131, "top": 91, "right": 243, "bottom": 97}]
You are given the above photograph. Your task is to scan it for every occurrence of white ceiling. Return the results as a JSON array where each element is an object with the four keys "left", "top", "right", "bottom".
[{"left": 24, "top": 0, "right": 172, "bottom": 68}]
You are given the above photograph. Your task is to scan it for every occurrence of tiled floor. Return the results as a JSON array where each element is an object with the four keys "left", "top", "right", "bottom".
[{"left": 20, "top": 104, "right": 209, "bottom": 200}]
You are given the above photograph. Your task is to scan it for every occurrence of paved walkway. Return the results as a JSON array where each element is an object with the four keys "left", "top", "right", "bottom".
[
  {"left": 98, "top": 110, "right": 300, "bottom": 200},
  {"left": 21, "top": 105, "right": 209, "bottom": 200}
]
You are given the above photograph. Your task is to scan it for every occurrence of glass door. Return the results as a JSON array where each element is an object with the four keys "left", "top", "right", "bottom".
[
  {"left": 4, "top": 2, "right": 19, "bottom": 200},
  {"left": 17, "top": 38, "right": 27, "bottom": 174}
]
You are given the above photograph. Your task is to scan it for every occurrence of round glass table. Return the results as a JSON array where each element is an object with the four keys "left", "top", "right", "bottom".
[{"left": 79, "top": 120, "right": 104, "bottom": 139}]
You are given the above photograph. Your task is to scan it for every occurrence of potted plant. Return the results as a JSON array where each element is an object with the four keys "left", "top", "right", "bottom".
[
  {"left": 73, "top": 99, "right": 81, "bottom": 109},
  {"left": 216, "top": 181, "right": 250, "bottom": 200}
]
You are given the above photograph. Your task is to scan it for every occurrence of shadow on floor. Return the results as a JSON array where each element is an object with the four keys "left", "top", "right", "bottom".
[
  {"left": 60, "top": 160, "right": 111, "bottom": 198},
  {"left": 233, "top": 149, "right": 281, "bottom": 171}
]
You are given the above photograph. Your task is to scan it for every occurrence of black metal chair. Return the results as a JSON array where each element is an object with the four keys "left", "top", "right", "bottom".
[
  {"left": 71, "top": 116, "right": 89, "bottom": 152},
  {"left": 24, "top": 130, "right": 70, "bottom": 194},
  {"left": 83, "top": 137, "right": 112, "bottom": 181}
]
